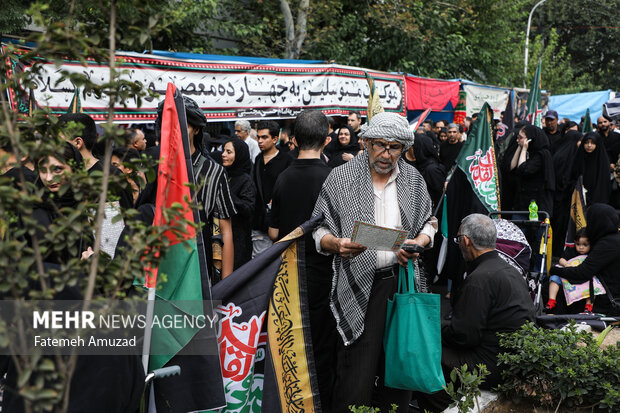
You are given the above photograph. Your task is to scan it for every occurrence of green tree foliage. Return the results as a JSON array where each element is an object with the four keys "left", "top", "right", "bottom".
[
  {"left": 539, "top": 0, "right": 620, "bottom": 91},
  {"left": 2, "top": 0, "right": 220, "bottom": 53},
  {"left": 2, "top": 1, "right": 612, "bottom": 91},
  {"left": 0, "top": 0, "right": 29, "bottom": 36},
  {"left": 509, "top": 28, "right": 597, "bottom": 95}
]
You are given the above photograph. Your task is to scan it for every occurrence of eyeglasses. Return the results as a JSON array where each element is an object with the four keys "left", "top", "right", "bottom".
[
  {"left": 453, "top": 234, "right": 466, "bottom": 244},
  {"left": 369, "top": 140, "right": 404, "bottom": 155}
]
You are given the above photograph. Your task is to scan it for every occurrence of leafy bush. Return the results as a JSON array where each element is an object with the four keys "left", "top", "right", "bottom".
[
  {"left": 444, "top": 363, "right": 490, "bottom": 413},
  {"left": 497, "top": 322, "right": 620, "bottom": 412}
]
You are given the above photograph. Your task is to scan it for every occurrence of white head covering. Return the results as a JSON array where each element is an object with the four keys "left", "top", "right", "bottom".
[{"left": 358, "top": 111, "right": 414, "bottom": 148}]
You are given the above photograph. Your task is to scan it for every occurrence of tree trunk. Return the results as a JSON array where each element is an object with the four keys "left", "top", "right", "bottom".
[{"left": 279, "top": 0, "right": 309, "bottom": 59}]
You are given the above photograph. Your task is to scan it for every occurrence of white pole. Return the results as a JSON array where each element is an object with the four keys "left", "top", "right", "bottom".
[
  {"left": 524, "top": 0, "right": 547, "bottom": 88},
  {"left": 142, "top": 287, "right": 157, "bottom": 374}
]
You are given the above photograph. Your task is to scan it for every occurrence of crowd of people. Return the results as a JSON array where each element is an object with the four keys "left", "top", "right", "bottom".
[{"left": 2, "top": 94, "right": 620, "bottom": 412}]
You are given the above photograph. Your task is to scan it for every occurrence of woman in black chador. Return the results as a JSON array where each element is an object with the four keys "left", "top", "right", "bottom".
[
  {"left": 2, "top": 142, "right": 145, "bottom": 413},
  {"left": 551, "top": 129, "right": 582, "bottom": 256},
  {"left": 508, "top": 124, "right": 555, "bottom": 216},
  {"left": 326, "top": 125, "right": 360, "bottom": 168},
  {"left": 570, "top": 131, "right": 611, "bottom": 206},
  {"left": 404, "top": 133, "right": 446, "bottom": 208},
  {"left": 221, "top": 137, "right": 256, "bottom": 270}
]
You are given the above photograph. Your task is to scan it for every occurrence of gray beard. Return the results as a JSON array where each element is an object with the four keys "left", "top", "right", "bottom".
[{"left": 370, "top": 159, "right": 396, "bottom": 174}]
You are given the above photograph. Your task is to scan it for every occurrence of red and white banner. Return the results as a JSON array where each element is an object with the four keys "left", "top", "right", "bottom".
[{"left": 4, "top": 46, "right": 406, "bottom": 122}]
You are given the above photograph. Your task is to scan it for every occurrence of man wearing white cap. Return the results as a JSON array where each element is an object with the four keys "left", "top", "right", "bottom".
[{"left": 313, "top": 111, "right": 437, "bottom": 412}]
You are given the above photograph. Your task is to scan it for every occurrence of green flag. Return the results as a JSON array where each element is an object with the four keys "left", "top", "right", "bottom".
[
  {"left": 455, "top": 102, "right": 500, "bottom": 212},
  {"left": 582, "top": 108, "right": 593, "bottom": 133},
  {"left": 526, "top": 61, "right": 542, "bottom": 127}
]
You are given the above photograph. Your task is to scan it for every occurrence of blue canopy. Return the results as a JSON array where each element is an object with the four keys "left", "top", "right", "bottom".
[
  {"left": 149, "top": 50, "right": 324, "bottom": 65},
  {"left": 549, "top": 90, "right": 613, "bottom": 122}
]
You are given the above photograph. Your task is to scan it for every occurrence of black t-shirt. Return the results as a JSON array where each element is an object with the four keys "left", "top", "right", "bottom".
[
  {"left": 88, "top": 160, "right": 135, "bottom": 209},
  {"left": 268, "top": 158, "right": 331, "bottom": 237},
  {"left": 252, "top": 150, "right": 292, "bottom": 231},
  {"left": 545, "top": 128, "right": 562, "bottom": 154},
  {"left": 253, "top": 150, "right": 292, "bottom": 207}
]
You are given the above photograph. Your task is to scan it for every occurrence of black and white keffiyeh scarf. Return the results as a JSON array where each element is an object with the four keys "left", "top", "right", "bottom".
[{"left": 313, "top": 150, "right": 432, "bottom": 345}]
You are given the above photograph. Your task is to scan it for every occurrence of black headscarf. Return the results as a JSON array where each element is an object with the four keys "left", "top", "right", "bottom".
[
  {"left": 571, "top": 132, "right": 611, "bottom": 205},
  {"left": 223, "top": 138, "right": 252, "bottom": 177},
  {"left": 523, "top": 124, "right": 555, "bottom": 191},
  {"left": 423, "top": 130, "right": 441, "bottom": 154},
  {"left": 585, "top": 203, "right": 619, "bottom": 245},
  {"left": 413, "top": 133, "right": 440, "bottom": 171},
  {"left": 499, "top": 121, "right": 530, "bottom": 210},
  {"left": 327, "top": 126, "right": 359, "bottom": 168},
  {"left": 35, "top": 142, "right": 84, "bottom": 210},
  {"left": 411, "top": 133, "right": 446, "bottom": 206},
  {"left": 552, "top": 129, "right": 582, "bottom": 195}
]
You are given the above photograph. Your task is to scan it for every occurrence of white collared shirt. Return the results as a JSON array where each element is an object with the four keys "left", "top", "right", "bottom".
[
  {"left": 313, "top": 163, "right": 436, "bottom": 269},
  {"left": 373, "top": 163, "right": 401, "bottom": 268}
]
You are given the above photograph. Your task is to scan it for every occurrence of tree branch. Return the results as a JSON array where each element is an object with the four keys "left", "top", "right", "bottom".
[
  {"left": 293, "top": 0, "right": 309, "bottom": 59},
  {"left": 279, "top": 0, "right": 295, "bottom": 58}
]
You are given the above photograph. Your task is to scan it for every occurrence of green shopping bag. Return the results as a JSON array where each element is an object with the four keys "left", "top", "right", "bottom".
[{"left": 383, "top": 259, "right": 446, "bottom": 393}]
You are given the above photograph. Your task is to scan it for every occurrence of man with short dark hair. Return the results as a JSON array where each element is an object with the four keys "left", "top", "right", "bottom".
[
  {"left": 422, "top": 119, "right": 434, "bottom": 133},
  {"left": 414, "top": 214, "right": 534, "bottom": 413},
  {"left": 58, "top": 113, "right": 134, "bottom": 208},
  {"left": 348, "top": 111, "right": 362, "bottom": 137},
  {"left": 544, "top": 110, "right": 561, "bottom": 153},
  {"left": 267, "top": 110, "right": 335, "bottom": 405},
  {"left": 58, "top": 113, "right": 100, "bottom": 171},
  {"left": 268, "top": 112, "right": 330, "bottom": 240},
  {"left": 597, "top": 115, "right": 620, "bottom": 171},
  {"left": 251, "top": 120, "right": 292, "bottom": 257},
  {"left": 432, "top": 119, "right": 446, "bottom": 136},
  {"left": 439, "top": 123, "right": 464, "bottom": 169},
  {"left": 313, "top": 111, "right": 436, "bottom": 412},
  {"left": 124, "top": 128, "right": 147, "bottom": 152}
]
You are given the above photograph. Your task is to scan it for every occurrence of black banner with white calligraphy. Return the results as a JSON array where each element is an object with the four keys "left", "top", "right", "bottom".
[{"left": 208, "top": 217, "right": 322, "bottom": 413}]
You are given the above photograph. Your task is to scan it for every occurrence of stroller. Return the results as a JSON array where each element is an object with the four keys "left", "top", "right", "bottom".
[{"left": 490, "top": 211, "right": 551, "bottom": 315}]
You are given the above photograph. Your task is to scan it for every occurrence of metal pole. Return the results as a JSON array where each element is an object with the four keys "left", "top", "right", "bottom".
[
  {"left": 524, "top": 0, "right": 547, "bottom": 87},
  {"left": 142, "top": 287, "right": 156, "bottom": 374}
]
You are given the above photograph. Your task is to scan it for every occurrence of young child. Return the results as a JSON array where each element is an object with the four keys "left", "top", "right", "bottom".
[{"left": 546, "top": 229, "right": 592, "bottom": 312}]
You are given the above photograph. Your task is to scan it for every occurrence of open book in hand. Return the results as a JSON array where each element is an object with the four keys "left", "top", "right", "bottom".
[{"left": 351, "top": 221, "right": 408, "bottom": 251}]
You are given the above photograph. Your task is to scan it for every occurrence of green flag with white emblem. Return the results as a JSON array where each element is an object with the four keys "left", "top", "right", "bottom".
[
  {"left": 455, "top": 102, "right": 500, "bottom": 212},
  {"left": 526, "top": 61, "right": 542, "bottom": 127}
]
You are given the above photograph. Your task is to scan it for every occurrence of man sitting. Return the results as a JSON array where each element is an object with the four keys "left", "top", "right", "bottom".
[{"left": 414, "top": 213, "right": 534, "bottom": 413}]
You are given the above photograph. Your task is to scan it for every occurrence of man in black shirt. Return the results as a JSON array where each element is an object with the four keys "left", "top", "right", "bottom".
[
  {"left": 414, "top": 214, "right": 534, "bottom": 413},
  {"left": 267, "top": 110, "right": 335, "bottom": 408},
  {"left": 347, "top": 110, "right": 363, "bottom": 141},
  {"left": 58, "top": 113, "right": 133, "bottom": 208},
  {"left": 544, "top": 110, "right": 561, "bottom": 153},
  {"left": 251, "top": 120, "right": 291, "bottom": 257}
]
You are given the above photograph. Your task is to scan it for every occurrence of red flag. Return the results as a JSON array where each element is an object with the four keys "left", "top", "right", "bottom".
[{"left": 144, "top": 83, "right": 196, "bottom": 288}]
